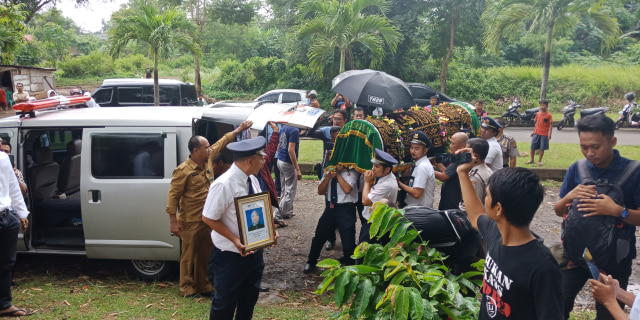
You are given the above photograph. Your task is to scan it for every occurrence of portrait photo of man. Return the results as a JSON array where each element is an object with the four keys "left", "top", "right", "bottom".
[{"left": 247, "top": 209, "right": 265, "bottom": 231}]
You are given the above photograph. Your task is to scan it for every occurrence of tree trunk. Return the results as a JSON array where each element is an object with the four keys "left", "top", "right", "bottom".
[
  {"left": 540, "top": 22, "right": 554, "bottom": 101},
  {"left": 440, "top": 15, "right": 458, "bottom": 94},
  {"left": 153, "top": 47, "right": 159, "bottom": 107},
  {"left": 194, "top": 54, "right": 201, "bottom": 96},
  {"left": 339, "top": 49, "right": 345, "bottom": 74}
]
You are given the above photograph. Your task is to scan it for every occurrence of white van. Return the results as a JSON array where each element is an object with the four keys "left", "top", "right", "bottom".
[{"left": 0, "top": 104, "right": 324, "bottom": 280}]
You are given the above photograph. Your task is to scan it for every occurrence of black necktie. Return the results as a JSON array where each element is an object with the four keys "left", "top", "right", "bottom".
[
  {"left": 247, "top": 177, "right": 255, "bottom": 195},
  {"left": 330, "top": 177, "right": 338, "bottom": 207}
]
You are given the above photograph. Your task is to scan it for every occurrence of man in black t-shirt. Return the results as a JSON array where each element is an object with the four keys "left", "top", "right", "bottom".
[
  {"left": 457, "top": 154, "right": 562, "bottom": 319},
  {"left": 435, "top": 132, "right": 468, "bottom": 210}
]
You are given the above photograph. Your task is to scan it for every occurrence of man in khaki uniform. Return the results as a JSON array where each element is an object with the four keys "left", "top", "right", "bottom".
[
  {"left": 166, "top": 120, "right": 252, "bottom": 297},
  {"left": 495, "top": 117, "right": 520, "bottom": 168},
  {"left": 12, "top": 83, "right": 29, "bottom": 104}
]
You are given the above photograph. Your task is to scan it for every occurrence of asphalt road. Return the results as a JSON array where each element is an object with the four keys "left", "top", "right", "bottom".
[{"left": 504, "top": 127, "right": 640, "bottom": 146}]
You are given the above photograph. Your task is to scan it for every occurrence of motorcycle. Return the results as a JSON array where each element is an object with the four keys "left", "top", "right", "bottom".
[
  {"left": 500, "top": 98, "right": 539, "bottom": 127},
  {"left": 615, "top": 92, "right": 640, "bottom": 130},
  {"left": 557, "top": 100, "right": 609, "bottom": 130}
]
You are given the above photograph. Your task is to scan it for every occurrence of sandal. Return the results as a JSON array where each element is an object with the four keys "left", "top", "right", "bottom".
[
  {"left": 0, "top": 307, "right": 34, "bottom": 317},
  {"left": 525, "top": 161, "right": 534, "bottom": 165},
  {"left": 538, "top": 162, "right": 543, "bottom": 167},
  {"left": 275, "top": 221, "right": 288, "bottom": 228}
]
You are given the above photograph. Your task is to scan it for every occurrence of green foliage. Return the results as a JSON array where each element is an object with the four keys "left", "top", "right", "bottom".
[
  {"left": 296, "top": 0, "right": 403, "bottom": 76},
  {"left": 0, "top": 3, "right": 27, "bottom": 64},
  {"left": 210, "top": 0, "right": 258, "bottom": 25},
  {"left": 315, "top": 204, "right": 482, "bottom": 319},
  {"left": 113, "top": 54, "right": 152, "bottom": 77},
  {"left": 58, "top": 51, "right": 114, "bottom": 78}
]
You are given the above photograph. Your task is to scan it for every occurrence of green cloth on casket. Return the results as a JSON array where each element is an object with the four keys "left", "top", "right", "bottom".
[
  {"left": 449, "top": 101, "right": 480, "bottom": 134},
  {"left": 325, "top": 120, "right": 383, "bottom": 174}
]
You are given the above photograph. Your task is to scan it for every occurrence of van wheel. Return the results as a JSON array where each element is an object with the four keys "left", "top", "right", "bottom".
[{"left": 128, "top": 259, "right": 176, "bottom": 281}]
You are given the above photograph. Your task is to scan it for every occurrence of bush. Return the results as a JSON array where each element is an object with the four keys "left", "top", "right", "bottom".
[
  {"left": 58, "top": 51, "right": 114, "bottom": 78},
  {"left": 315, "top": 204, "right": 482, "bottom": 319},
  {"left": 114, "top": 54, "right": 152, "bottom": 77}
]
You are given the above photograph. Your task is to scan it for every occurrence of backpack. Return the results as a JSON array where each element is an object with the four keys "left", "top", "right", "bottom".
[{"left": 561, "top": 159, "right": 640, "bottom": 271}]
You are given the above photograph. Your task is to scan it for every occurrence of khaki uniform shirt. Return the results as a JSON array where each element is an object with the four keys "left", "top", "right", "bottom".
[
  {"left": 13, "top": 91, "right": 29, "bottom": 103},
  {"left": 166, "top": 131, "right": 235, "bottom": 222},
  {"left": 497, "top": 133, "right": 519, "bottom": 167}
]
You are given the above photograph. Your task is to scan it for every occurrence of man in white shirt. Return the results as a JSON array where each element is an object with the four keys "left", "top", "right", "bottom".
[
  {"left": 479, "top": 117, "right": 504, "bottom": 172},
  {"left": 398, "top": 131, "right": 435, "bottom": 208},
  {"left": 360, "top": 149, "right": 398, "bottom": 243},
  {"left": 202, "top": 136, "right": 278, "bottom": 320},
  {"left": 0, "top": 139, "right": 33, "bottom": 317},
  {"left": 303, "top": 164, "right": 360, "bottom": 273}
]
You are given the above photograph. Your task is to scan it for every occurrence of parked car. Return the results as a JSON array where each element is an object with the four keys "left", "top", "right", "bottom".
[
  {"left": 0, "top": 104, "right": 323, "bottom": 281},
  {"left": 255, "top": 89, "right": 307, "bottom": 107},
  {"left": 92, "top": 78, "right": 199, "bottom": 107},
  {"left": 407, "top": 83, "right": 457, "bottom": 106}
]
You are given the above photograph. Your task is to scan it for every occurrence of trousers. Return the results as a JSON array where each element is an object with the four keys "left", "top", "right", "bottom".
[
  {"left": 179, "top": 220, "right": 213, "bottom": 296},
  {"left": 307, "top": 202, "right": 357, "bottom": 265},
  {"left": 562, "top": 258, "right": 632, "bottom": 320},
  {"left": 209, "top": 247, "right": 264, "bottom": 320},
  {"left": 277, "top": 160, "right": 297, "bottom": 219},
  {"left": 0, "top": 211, "right": 19, "bottom": 310}
]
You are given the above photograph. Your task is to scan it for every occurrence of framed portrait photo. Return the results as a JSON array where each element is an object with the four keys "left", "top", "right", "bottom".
[{"left": 234, "top": 191, "right": 276, "bottom": 253}]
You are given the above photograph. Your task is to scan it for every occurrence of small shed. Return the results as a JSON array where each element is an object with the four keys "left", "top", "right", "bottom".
[{"left": 0, "top": 65, "right": 56, "bottom": 100}]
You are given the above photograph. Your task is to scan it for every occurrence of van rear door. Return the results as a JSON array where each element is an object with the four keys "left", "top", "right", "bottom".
[{"left": 80, "top": 127, "right": 179, "bottom": 261}]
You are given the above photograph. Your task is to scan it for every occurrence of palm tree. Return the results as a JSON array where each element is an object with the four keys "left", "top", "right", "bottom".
[
  {"left": 109, "top": 0, "right": 198, "bottom": 106},
  {"left": 483, "top": 0, "right": 620, "bottom": 100},
  {"left": 297, "top": 0, "right": 402, "bottom": 77}
]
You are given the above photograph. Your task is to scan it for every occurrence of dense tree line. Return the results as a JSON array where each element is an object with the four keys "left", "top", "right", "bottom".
[{"left": 1, "top": 0, "right": 639, "bottom": 105}]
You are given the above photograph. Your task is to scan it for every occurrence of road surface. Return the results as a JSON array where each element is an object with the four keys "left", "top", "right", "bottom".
[{"left": 504, "top": 127, "right": 640, "bottom": 146}]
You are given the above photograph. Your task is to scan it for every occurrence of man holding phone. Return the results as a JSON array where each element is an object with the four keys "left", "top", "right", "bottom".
[{"left": 1, "top": 141, "right": 26, "bottom": 195}]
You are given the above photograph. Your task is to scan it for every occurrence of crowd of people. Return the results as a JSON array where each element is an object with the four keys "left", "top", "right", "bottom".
[{"left": 0, "top": 87, "right": 638, "bottom": 319}]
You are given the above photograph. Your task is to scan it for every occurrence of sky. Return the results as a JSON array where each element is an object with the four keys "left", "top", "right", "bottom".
[{"left": 55, "top": 0, "right": 129, "bottom": 33}]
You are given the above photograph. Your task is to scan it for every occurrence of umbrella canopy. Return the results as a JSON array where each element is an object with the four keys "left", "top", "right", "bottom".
[{"left": 331, "top": 70, "right": 414, "bottom": 112}]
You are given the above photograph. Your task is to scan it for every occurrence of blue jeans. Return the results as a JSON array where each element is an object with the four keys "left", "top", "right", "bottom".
[
  {"left": 0, "top": 211, "right": 19, "bottom": 310},
  {"left": 209, "top": 247, "right": 264, "bottom": 320}
]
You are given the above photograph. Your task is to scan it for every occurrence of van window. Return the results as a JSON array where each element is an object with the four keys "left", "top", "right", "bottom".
[
  {"left": 258, "top": 93, "right": 279, "bottom": 103},
  {"left": 180, "top": 84, "right": 197, "bottom": 105},
  {"left": 93, "top": 88, "right": 113, "bottom": 104},
  {"left": 91, "top": 133, "right": 164, "bottom": 179},
  {"left": 159, "top": 86, "right": 178, "bottom": 105},
  {"left": 282, "top": 92, "right": 300, "bottom": 104},
  {"left": 118, "top": 87, "right": 143, "bottom": 104}
]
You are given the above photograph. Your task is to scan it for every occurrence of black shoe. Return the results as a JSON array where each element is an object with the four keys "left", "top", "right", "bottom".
[
  {"left": 303, "top": 262, "right": 316, "bottom": 274},
  {"left": 259, "top": 286, "right": 269, "bottom": 292},
  {"left": 325, "top": 241, "right": 335, "bottom": 250},
  {"left": 200, "top": 290, "right": 215, "bottom": 298}
]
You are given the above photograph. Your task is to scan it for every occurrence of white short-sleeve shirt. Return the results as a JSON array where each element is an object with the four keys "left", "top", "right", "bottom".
[
  {"left": 485, "top": 137, "right": 504, "bottom": 172},
  {"left": 363, "top": 173, "right": 398, "bottom": 220},
  {"left": 403, "top": 156, "right": 435, "bottom": 208},
  {"left": 202, "top": 163, "right": 260, "bottom": 253},
  {"left": 321, "top": 169, "right": 360, "bottom": 204}
]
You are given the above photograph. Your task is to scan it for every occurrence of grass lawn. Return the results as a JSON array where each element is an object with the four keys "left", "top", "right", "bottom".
[
  {"left": 300, "top": 139, "right": 640, "bottom": 170},
  {"left": 11, "top": 274, "right": 335, "bottom": 319},
  {"left": 517, "top": 144, "right": 640, "bottom": 168}
]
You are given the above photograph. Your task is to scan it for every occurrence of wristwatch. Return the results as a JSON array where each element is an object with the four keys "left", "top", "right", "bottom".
[{"left": 621, "top": 207, "right": 630, "bottom": 219}]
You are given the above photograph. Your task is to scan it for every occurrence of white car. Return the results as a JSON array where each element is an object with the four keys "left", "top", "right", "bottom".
[{"left": 255, "top": 89, "right": 308, "bottom": 107}]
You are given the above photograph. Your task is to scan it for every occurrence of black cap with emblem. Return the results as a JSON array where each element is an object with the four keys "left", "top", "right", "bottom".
[
  {"left": 481, "top": 117, "right": 502, "bottom": 132},
  {"left": 371, "top": 148, "right": 398, "bottom": 167},
  {"left": 409, "top": 130, "right": 433, "bottom": 148},
  {"left": 227, "top": 136, "right": 267, "bottom": 160}
]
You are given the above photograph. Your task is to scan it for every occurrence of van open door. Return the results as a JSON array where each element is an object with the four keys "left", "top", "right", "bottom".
[
  {"left": 0, "top": 127, "right": 30, "bottom": 251},
  {"left": 81, "top": 127, "right": 180, "bottom": 280}
]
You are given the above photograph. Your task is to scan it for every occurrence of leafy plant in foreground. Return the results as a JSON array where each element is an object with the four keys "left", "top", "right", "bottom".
[{"left": 315, "top": 204, "right": 483, "bottom": 320}]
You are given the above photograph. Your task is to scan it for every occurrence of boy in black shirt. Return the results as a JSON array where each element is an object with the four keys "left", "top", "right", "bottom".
[{"left": 456, "top": 157, "right": 562, "bottom": 319}]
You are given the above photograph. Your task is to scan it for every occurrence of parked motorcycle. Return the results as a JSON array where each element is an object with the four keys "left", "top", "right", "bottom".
[
  {"left": 615, "top": 92, "right": 640, "bottom": 130},
  {"left": 500, "top": 98, "right": 539, "bottom": 127},
  {"left": 557, "top": 100, "right": 609, "bottom": 130}
]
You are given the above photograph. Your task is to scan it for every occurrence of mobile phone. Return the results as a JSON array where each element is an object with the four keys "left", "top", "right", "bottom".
[
  {"left": 583, "top": 248, "right": 600, "bottom": 280},
  {"left": 8, "top": 154, "right": 14, "bottom": 168}
]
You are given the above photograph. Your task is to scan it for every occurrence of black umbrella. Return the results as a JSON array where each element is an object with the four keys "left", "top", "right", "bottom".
[{"left": 331, "top": 70, "right": 414, "bottom": 112}]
